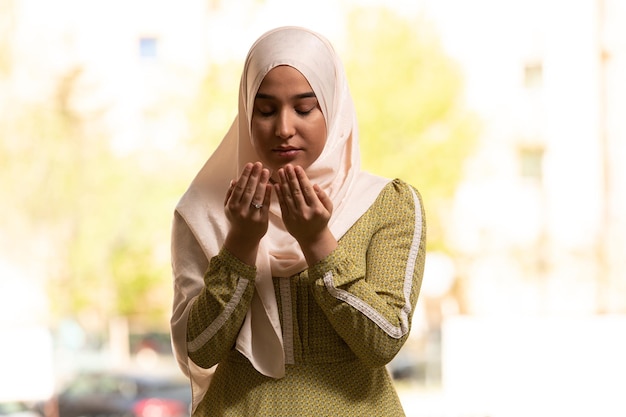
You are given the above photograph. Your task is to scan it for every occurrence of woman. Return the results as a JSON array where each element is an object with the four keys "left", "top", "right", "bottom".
[{"left": 170, "top": 26, "right": 426, "bottom": 416}]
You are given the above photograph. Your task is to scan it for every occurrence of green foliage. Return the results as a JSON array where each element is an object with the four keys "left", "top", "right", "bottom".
[
  {"left": 185, "top": 61, "right": 240, "bottom": 151},
  {"left": 0, "top": 6, "right": 479, "bottom": 328},
  {"left": 0, "top": 0, "right": 14, "bottom": 76},
  {"left": 344, "top": 8, "right": 480, "bottom": 250},
  {"left": 0, "top": 65, "right": 178, "bottom": 329}
]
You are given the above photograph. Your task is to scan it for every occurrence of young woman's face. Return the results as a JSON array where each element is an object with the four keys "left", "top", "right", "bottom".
[{"left": 251, "top": 65, "right": 327, "bottom": 177}]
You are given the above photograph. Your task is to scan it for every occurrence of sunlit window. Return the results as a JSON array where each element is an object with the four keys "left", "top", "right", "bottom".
[
  {"left": 519, "top": 146, "right": 544, "bottom": 181},
  {"left": 139, "top": 36, "right": 158, "bottom": 59},
  {"left": 523, "top": 61, "right": 543, "bottom": 89}
]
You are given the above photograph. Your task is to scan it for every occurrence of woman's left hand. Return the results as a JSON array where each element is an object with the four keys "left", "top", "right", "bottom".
[{"left": 274, "top": 164, "right": 337, "bottom": 264}]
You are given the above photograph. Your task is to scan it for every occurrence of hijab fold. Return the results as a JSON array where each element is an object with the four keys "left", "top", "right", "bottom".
[{"left": 171, "top": 26, "right": 390, "bottom": 412}]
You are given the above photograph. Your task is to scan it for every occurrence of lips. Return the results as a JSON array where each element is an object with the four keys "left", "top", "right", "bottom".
[{"left": 273, "top": 147, "right": 302, "bottom": 158}]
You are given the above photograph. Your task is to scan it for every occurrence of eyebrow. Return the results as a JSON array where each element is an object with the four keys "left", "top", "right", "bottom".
[{"left": 255, "top": 92, "right": 317, "bottom": 100}]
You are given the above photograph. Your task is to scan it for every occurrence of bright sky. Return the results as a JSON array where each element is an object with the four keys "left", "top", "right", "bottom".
[{"left": 3, "top": 0, "right": 625, "bottom": 411}]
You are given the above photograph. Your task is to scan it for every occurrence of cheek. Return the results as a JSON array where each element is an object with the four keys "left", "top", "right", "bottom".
[
  {"left": 311, "top": 117, "right": 328, "bottom": 156},
  {"left": 250, "top": 120, "right": 270, "bottom": 149}
]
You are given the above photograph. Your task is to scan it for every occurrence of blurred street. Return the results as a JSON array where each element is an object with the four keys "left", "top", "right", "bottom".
[{"left": 2, "top": 0, "right": 626, "bottom": 416}]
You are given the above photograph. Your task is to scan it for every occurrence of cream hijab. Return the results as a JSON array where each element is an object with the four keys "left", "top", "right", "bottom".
[{"left": 171, "top": 26, "right": 390, "bottom": 410}]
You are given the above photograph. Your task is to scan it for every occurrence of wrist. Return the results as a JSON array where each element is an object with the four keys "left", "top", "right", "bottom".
[
  {"left": 224, "top": 230, "right": 260, "bottom": 266},
  {"left": 299, "top": 228, "right": 337, "bottom": 266}
]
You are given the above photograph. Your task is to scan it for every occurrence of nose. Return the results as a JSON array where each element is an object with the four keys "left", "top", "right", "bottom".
[{"left": 275, "top": 109, "right": 296, "bottom": 139}]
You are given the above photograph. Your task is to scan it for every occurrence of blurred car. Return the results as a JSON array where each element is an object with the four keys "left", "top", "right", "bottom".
[
  {"left": 39, "top": 371, "right": 191, "bottom": 417},
  {"left": 0, "top": 402, "right": 40, "bottom": 417}
]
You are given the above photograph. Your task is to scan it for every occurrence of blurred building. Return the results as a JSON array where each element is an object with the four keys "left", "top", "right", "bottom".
[
  {"left": 3, "top": 0, "right": 346, "bottom": 155},
  {"left": 418, "top": 2, "right": 626, "bottom": 415},
  {"left": 4, "top": 0, "right": 214, "bottom": 154},
  {"left": 428, "top": 0, "right": 626, "bottom": 316},
  {"left": 3, "top": 0, "right": 625, "bottom": 411},
  {"left": 0, "top": 0, "right": 350, "bottom": 400},
  {"left": 6, "top": 0, "right": 623, "bottom": 312}
]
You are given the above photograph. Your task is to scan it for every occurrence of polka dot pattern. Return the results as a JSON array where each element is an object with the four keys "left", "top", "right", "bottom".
[{"left": 190, "top": 179, "right": 426, "bottom": 416}]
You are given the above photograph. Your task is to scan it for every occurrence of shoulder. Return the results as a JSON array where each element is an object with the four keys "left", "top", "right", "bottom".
[
  {"left": 355, "top": 178, "right": 425, "bottom": 232},
  {"left": 376, "top": 179, "right": 424, "bottom": 212}
]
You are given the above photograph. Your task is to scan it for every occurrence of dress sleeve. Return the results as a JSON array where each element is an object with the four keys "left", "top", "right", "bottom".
[
  {"left": 308, "top": 179, "right": 426, "bottom": 367},
  {"left": 171, "top": 212, "right": 257, "bottom": 371},
  {"left": 185, "top": 247, "right": 257, "bottom": 369}
]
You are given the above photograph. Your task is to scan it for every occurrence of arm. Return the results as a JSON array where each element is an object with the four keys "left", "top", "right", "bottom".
[
  {"left": 309, "top": 180, "right": 426, "bottom": 367},
  {"left": 185, "top": 246, "right": 257, "bottom": 369},
  {"left": 171, "top": 212, "right": 257, "bottom": 371},
  {"left": 174, "top": 162, "right": 270, "bottom": 370}
]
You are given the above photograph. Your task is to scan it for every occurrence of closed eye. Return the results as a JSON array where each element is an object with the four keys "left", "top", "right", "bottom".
[
  {"left": 257, "top": 109, "right": 275, "bottom": 117},
  {"left": 296, "top": 107, "right": 315, "bottom": 116}
]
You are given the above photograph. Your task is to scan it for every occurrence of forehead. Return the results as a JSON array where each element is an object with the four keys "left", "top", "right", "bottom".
[{"left": 256, "top": 65, "right": 314, "bottom": 95}]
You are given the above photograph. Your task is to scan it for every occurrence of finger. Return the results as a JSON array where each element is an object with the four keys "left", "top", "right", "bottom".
[
  {"left": 224, "top": 179, "right": 237, "bottom": 206},
  {"left": 261, "top": 183, "right": 272, "bottom": 211},
  {"left": 280, "top": 168, "right": 298, "bottom": 211},
  {"left": 240, "top": 162, "right": 263, "bottom": 206},
  {"left": 251, "top": 168, "right": 270, "bottom": 209},
  {"left": 294, "top": 166, "right": 316, "bottom": 206},
  {"left": 285, "top": 165, "right": 305, "bottom": 209},
  {"left": 274, "top": 182, "right": 289, "bottom": 216},
  {"left": 277, "top": 169, "right": 291, "bottom": 208},
  {"left": 314, "top": 184, "right": 333, "bottom": 214},
  {"left": 231, "top": 163, "right": 254, "bottom": 203}
]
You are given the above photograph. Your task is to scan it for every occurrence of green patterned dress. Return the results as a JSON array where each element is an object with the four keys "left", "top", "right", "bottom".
[{"left": 186, "top": 179, "right": 426, "bottom": 416}]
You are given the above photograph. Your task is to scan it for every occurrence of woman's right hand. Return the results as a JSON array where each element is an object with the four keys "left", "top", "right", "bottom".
[{"left": 223, "top": 162, "right": 272, "bottom": 265}]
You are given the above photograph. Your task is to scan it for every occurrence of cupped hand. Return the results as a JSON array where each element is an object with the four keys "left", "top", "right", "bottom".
[
  {"left": 274, "top": 164, "right": 333, "bottom": 246},
  {"left": 224, "top": 162, "right": 272, "bottom": 247}
]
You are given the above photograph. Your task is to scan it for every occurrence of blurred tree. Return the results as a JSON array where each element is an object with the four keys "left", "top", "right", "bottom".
[
  {"left": 0, "top": 0, "right": 14, "bottom": 76},
  {"left": 344, "top": 8, "right": 480, "bottom": 252},
  {"left": 0, "top": 33, "right": 240, "bottom": 336},
  {"left": 0, "top": 64, "right": 177, "bottom": 332},
  {"left": 1, "top": 66, "right": 108, "bottom": 320},
  {"left": 185, "top": 61, "right": 240, "bottom": 153},
  {"left": 0, "top": 5, "right": 479, "bottom": 335}
]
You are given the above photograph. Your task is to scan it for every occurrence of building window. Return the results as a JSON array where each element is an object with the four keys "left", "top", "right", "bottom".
[
  {"left": 523, "top": 61, "right": 543, "bottom": 89},
  {"left": 139, "top": 37, "right": 158, "bottom": 59},
  {"left": 519, "top": 147, "right": 544, "bottom": 181}
]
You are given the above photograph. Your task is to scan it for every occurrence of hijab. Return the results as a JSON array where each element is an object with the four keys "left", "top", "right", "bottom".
[{"left": 171, "top": 26, "right": 390, "bottom": 411}]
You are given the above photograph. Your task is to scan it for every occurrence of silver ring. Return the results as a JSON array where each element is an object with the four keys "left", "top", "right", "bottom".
[{"left": 251, "top": 202, "right": 263, "bottom": 209}]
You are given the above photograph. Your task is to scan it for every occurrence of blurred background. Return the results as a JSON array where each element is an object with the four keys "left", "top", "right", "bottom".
[{"left": 1, "top": 0, "right": 625, "bottom": 416}]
